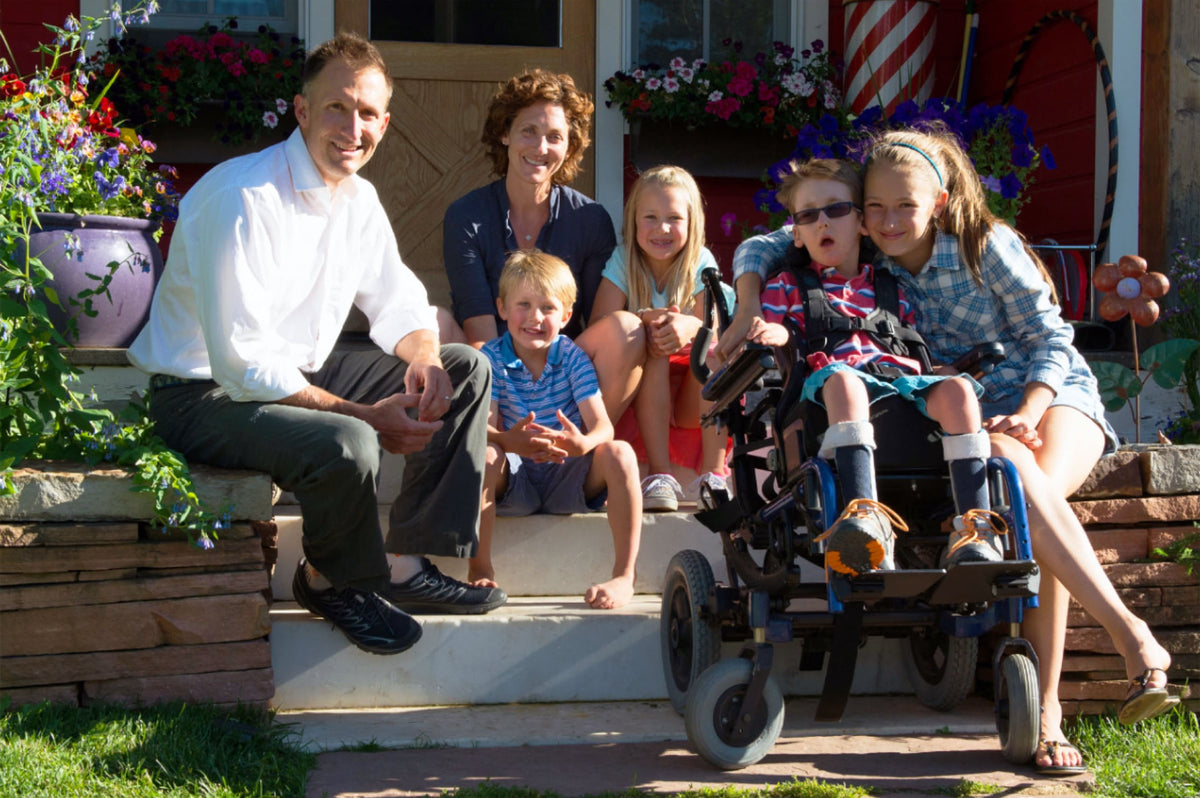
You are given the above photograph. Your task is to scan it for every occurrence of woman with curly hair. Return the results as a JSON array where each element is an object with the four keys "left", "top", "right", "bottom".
[{"left": 442, "top": 69, "right": 645, "bottom": 423}]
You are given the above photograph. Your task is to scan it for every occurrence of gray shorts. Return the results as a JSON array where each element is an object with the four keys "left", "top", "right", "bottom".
[
  {"left": 496, "top": 452, "right": 606, "bottom": 516},
  {"left": 981, "top": 381, "right": 1120, "bottom": 456}
]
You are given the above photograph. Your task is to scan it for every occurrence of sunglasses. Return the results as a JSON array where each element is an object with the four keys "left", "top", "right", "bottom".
[{"left": 792, "top": 201, "right": 860, "bottom": 226}]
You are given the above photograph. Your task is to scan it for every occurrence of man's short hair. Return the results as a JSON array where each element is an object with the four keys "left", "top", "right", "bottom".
[
  {"left": 302, "top": 32, "right": 394, "bottom": 99},
  {"left": 498, "top": 249, "right": 577, "bottom": 310}
]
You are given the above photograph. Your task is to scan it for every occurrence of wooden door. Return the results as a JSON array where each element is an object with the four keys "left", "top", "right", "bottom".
[{"left": 335, "top": 0, "right": 596, "bottom": 309}]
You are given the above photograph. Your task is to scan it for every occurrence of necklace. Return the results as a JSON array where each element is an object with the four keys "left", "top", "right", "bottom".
[{"left": 524, "top": 234, "right": 533, "bottom": 241}]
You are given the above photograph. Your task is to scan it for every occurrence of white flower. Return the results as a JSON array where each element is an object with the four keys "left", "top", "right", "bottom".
[
  {"left": 782, "top": 73, "right": 813, "bottom": 96},
  {"left": 670, "top": 57, "right": 686, "bottom": 70},
  {"left": 262, "top": 110, "right": 279, "bottom": 128},
  {"left": 679, "top": 67, "right": 694, "bottom": 83},
  {"left": 645, "top": 77, "right": 661, "bottom": 90},
  {"left": 275, "top": 97, "right": 288, "bottom": 113},
  {"left": 632, "top": 68, "right": 646, "bottom": 80},
  {"left": 692, "top": 58, "right": 705, "bottom": 71},
  {"left": 708, "top": 90, "right": 723, "bottom": 102},
  {"left": 663, "top": 77, "right": 680, "bottom": 93},
  {"left": 774, "top": 53, "right": 788, "bottom": 66}
]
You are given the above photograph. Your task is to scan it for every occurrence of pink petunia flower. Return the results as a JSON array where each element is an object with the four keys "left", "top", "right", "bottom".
[
  {"left": 275, "top": 97, "right": 288, "bottom": 113},
  {"left": 663, "top": 77, "right": 680, "bottom": 93},
  {"left": 262, "top": 110, "right": 278, "bottom": 128}
]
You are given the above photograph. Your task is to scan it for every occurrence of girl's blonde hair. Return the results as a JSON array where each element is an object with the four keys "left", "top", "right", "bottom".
[
  {"left": 621, "top": 165, "right": 705, "bottom": 312},
  {"left": 865, "top": 126, "right": 1056, "bottom": 301}
]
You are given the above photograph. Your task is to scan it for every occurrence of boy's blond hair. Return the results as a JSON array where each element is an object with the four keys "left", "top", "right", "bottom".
[
  {"left": 498, "top": 249, "right": 577, "bottom": 310},
  {"left": 775, "top": 158, "right": 863, "bottom": 213}
]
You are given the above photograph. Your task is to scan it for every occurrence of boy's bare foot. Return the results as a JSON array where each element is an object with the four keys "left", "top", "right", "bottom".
[
  {"left": 585, "top": 575, "right": 634, "bottom": 610},
  {"left": 468, "top": 561, "right": 497, "bottom": 588}
]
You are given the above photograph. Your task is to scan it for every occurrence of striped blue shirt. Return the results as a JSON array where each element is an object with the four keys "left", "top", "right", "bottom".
[{"left": 482, "top": 332, "right": 601, "bottom": 431}]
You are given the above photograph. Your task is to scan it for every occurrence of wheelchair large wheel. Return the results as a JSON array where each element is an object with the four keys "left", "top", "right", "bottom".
[
  {"left": 661, "top": 550, "right": 721, "bottom": 714},
  {"left": 996, "top": 653, "right": 1040, "bottom": 764},
  {"left": 685, "top": 657, "right": 784, "bottom": 770},
  {"left": 904, "top": 627, "right": 977, "bottom": 710}
]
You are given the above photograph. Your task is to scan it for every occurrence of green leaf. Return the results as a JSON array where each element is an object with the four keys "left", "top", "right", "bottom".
[
  {"left": 1143, "top": 339, "right": 1200, "bottom": 389},
  {"left": 1088, "top": 360, "right": 1142, "bottom": 412}
]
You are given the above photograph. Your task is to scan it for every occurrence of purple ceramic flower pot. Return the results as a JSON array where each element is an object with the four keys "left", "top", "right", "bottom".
[{"left": 28, "top": 213, "right": 164, "bottom": 348}]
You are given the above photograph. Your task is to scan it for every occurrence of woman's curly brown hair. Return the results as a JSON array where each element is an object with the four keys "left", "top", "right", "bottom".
[{"left": 481, "top": 69, "right": 594, "bottom": 185}]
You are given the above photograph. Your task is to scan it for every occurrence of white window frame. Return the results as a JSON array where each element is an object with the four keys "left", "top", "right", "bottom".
[
  {"left": 80, "top": 0, "right": 333, "bottom": 56},
  {"left": 594, "top": 1, "right": 826, "bottom": 228}
]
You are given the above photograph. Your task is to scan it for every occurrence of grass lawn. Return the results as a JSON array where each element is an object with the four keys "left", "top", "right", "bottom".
[{"left": 0, "top": 700, "right": 1195, "bottom": 798}]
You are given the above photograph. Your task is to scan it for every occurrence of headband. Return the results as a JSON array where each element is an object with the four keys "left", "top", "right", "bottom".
[{"left": 875, "top": 141, "right": 943, "bottom": 186}]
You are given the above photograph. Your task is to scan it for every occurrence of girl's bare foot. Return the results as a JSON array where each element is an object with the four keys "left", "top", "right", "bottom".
[
  {"left": 584, "top": 575, "right": 634, "bottom": 610},
  {"left": 1036, "top": 701, "right": 1084, "bottom": 771},
  {"left": 468, "top": 560, "right": 497, "bottom": 588}
]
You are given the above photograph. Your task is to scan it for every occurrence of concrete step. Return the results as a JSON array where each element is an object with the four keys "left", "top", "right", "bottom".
[
  {"left": 268, "top": 596, "right": 912, "bottom": 710},
  {"left": 271, "top": 507, "right": 738, "bottom": 599}
]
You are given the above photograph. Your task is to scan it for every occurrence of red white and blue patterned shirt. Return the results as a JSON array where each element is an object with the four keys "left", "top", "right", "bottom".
[{"left": 761, "top": 262, "right": 923, "bottom": 374}]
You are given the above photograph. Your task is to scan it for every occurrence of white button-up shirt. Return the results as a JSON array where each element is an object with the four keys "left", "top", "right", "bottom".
[{"left": 129, "top": 128, "right": 437, "bottom": 402}]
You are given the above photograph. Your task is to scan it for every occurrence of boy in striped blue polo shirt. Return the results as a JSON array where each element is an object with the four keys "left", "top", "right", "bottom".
[{"left": 477, "top": 250, "right": 643, "bottom": 609}]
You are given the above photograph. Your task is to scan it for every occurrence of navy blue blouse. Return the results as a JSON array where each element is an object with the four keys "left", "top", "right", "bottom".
[{"left": 442, "top": 179, "right": 617, "bottom": 340}]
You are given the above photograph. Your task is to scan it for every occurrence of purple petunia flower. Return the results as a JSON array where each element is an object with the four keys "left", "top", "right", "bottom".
[
  {"left": 1000, "top": 173, "right": 1022, "bottom": 199},
  {"left": 94, "top": 172, "right": 126, "bottom": 200},
  {"left": 97, "top": 147, "right": 120, "bottom": 168}
]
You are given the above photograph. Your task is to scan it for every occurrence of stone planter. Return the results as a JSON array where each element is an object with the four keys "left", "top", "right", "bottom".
[
  {"left": 628, "top": 118, "right": 794, "bottom": 178},
  {"left": 0, "top": 463, "right": 277, "bottom": 709},
  {"left": 28, "top": 213, "right": 163, "bottom": 348}
]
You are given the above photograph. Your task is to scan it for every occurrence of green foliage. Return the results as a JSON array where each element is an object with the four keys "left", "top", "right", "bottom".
[
  {"left": 1070, "top": 706, "right": 1200, "bottom": 798},
  {"left": 94, "top": 18, "right": 306, "bottom": 146},
  {"left": 604, "top": 40, "right": 845, "bottom": 138},
  {"left": 0, "top": 701, "right": 314, "bottom": 798},
  {"left": 1151, "top": 529, "right": 1200, "bottom": 576},
  {"left": 0, "top": 3, "right": 222, "bottom": 547},
  {"left": 1089, "top": 339, "right": 1200, "bottom": 441}
]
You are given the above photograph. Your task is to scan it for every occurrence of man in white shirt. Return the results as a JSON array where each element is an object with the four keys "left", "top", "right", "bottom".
[{"left": 129, "top": 33, "right": 505, "bottom": 655}]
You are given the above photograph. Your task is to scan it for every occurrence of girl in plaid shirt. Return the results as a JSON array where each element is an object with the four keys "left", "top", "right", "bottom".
[
  {"left": 863, "top": 127, "right": 1176, "bottom": 772},
  {"left": 745, "top": 159, "right": 1004, "bottom": 578}
]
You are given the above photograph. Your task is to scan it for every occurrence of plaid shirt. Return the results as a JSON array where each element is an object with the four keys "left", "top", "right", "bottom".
[
  {"left": 877, "top": 226, "right": 1085, "bottom": 404},
  {"left": 736, "top": 224, "right": 1098, "bottom": 405}
]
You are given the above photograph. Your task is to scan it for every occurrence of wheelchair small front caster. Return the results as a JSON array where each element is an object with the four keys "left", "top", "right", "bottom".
[
  {"left": 685, "top": 657, "right": 784, "bottom": 770},
  {"left": 996, "top": 652, "right": 1040, "bottom": 764},
  {"left": 661, "top": 550, "right": 721, "bottom": 714}
]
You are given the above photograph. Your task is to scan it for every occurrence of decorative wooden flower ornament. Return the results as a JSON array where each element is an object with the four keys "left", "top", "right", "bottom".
[{"left": 1094, "top": 254, "right": 1170, "bottom": 326}]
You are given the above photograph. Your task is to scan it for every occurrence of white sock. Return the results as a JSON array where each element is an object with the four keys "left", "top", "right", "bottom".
[
  {"left": 390, "top": 554, "right": 425, "bottom": 582},
  {"left": 304, "top": 561, "right": 333, "bottom": 591}
]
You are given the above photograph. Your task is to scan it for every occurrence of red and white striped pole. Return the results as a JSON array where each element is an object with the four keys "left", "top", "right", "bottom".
[{"left": 843, "top": 0, "right": 940, "bottom": 115}]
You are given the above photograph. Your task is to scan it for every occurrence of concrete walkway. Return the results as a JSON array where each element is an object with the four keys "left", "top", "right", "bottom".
[{"left": 294, "top": 697, "right": 1094, "bottom": 797}]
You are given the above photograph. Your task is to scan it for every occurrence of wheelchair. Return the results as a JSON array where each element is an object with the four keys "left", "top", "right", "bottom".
[{"left": 660, "top": 267, "right": 1043, "bottom": 770}]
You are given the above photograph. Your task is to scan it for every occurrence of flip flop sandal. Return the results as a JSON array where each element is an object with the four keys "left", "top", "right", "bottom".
[
  {"left": 1034, "top": 739, "right": 1088, "bottom": 776},
  {"left": 1118, "top": 667, "right": 1179, "bottom": 725}
]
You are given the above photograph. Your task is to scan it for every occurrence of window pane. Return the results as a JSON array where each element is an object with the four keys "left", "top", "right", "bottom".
[
  {"left": 634, "top": 0, "right": 788, "bottom": 66},
  {"left": 371, "top": 0, "right": 561, "bottom": 46},
  {"left": 157, "top": 0, "right": 286, "bottom": 17},
  {"left": 215, "top": 1, "right": 285, "bottom": 15},
  {"left": 636, "top": 0, "right": 703, "bottom": 67}
]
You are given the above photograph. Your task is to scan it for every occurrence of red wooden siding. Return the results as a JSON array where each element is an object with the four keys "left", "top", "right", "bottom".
[{"left": 1, "top": 1, "right": 79, "bottom": 75}]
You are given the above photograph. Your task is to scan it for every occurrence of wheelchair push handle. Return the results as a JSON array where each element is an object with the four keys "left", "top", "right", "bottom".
[
  {"left": 691, "top": 266, "right": 732, "bottom": 384},
  {"left": 951, "top": 342, "right": 1005, "bottom": 379}
]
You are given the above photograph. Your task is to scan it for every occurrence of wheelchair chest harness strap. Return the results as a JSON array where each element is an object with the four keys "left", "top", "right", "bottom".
[{"left": 793, "top": 266, "right": 934, "bottom": 376}]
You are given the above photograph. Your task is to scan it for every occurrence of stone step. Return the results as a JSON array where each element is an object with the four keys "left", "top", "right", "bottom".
[
  {"left": 268, "top": 596, "right": 912, "bottom": 710},
  {"left": 271, "top": 507, "right": 741, "bottom": 599}
]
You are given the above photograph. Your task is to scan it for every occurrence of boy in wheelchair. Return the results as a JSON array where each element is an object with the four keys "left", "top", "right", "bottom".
[{"left": 741, "top": 158, "right": 1009, "bottom": 577}]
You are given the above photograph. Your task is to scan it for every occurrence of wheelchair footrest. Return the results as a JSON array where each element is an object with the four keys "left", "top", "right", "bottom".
[
  {"left": 927, "top": 560, "right": 1039, "bottom": 606},
  {"left": 831, "top": 569, "right": 944, "bottom": 602}
]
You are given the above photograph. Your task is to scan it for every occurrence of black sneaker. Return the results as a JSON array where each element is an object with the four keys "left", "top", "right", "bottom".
[
  {"left": 387, "top": 557, "right": 508, "bottom": 614},
  {"left": 292, "top": 558, "right": 422, "bottom": 655}
]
